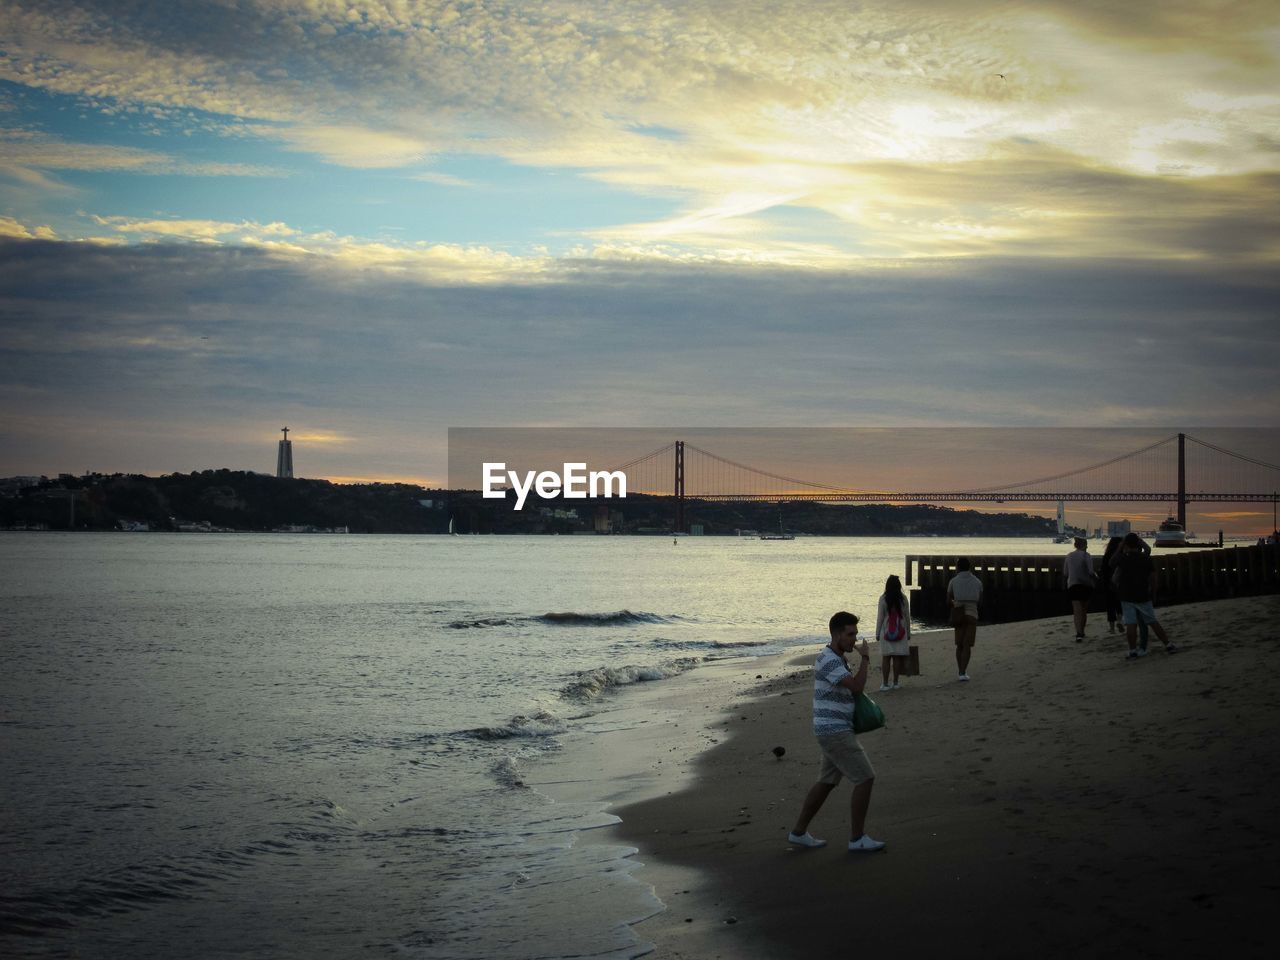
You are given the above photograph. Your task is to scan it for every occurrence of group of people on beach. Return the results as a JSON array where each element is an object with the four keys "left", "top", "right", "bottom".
[
  {"left": 1065, "top": 534, "right": 1178, "bottom": 657},
  {"left": 788, "top": 539, "right": 1177, "bottom": 854}
]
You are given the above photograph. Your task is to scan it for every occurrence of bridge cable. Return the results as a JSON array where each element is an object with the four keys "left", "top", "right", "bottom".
[
  {"left": 962, "top": 434, "right": 1178, "bottom": 493},
  {"left": 1183, "top": 434, "right": 1280, "bottom": 472},
  {"left": 682, "top": 442, "right": 859, "bottom": 493}
]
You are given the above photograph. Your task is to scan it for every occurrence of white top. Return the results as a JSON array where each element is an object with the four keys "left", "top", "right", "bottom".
[
  {"left": 1062, "top": 549, "right": 1096, "bottom": 587},
  {"left": 946, "top": 570, "right": 983, "bottom": 618},
  {"left": 874, "top": 593, "right": 912, "bottom": 656}
]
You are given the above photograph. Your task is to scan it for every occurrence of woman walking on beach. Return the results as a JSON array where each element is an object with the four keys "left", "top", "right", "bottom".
[
  {"left": 787, "top": 611, "right": 885, "bottom": 853},
  {"left": 875, "top": 575, "right": 912, "bottom": 691},
  {"left": 1099, "top": 536, "right": 1124, "bottom": 634},
  {"left": 946, "top": 558, "right": 982, "bottom": 681}
]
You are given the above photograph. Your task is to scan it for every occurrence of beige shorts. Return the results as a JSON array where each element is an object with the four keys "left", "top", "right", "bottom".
[{"left": 816, "top": 732, "right": 876, "bottom": 786}]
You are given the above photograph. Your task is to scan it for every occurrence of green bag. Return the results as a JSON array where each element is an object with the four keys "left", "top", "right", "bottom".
[{"left": 852, "top": 692, "right": 886, "bottom": 734}]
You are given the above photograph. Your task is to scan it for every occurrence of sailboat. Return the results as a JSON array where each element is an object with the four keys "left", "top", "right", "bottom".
[
  {"left": 1052, "top": 500, "right": 1072, "bottom": 543},
  {"left": 759, "top": 511, "right": 795, "bottom": 541}
]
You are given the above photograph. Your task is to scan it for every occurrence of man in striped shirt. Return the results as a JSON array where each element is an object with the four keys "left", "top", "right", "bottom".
[{"left": 787, "top": 611, "right": 886, "bottom": 853}]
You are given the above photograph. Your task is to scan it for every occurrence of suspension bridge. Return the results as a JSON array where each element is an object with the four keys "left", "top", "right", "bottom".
[{"left": 610, "top": 433, "right": 1280, "bottom": 533}]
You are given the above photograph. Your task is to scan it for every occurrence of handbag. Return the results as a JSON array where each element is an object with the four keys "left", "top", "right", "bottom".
[
  {"left": 948, "top": 604, "right": 968, "bottom": 627},
  {"left": 852, "top": 692, "right": 886, "bottom": 734}
]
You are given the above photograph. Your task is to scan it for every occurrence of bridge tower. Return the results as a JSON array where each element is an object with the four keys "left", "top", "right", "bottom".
[
  {"left": 1177, "top": 432, "right": 1186, "bottom": 527},
  {"left": 674, "top": 440, "right": 685, "bottom": 533}
]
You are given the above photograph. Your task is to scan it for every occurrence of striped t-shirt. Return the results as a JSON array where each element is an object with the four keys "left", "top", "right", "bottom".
[{"left": 812, "top": 646, "right": 854, "bottom": 736}]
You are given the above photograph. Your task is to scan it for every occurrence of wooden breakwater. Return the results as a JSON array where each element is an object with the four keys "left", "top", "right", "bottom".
[{"left": 905, "top": 542, "right": 1280, "bottom": 625}]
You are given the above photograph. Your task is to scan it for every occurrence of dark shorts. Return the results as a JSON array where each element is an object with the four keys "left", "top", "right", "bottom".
[
  {"left": 953, "top": 616, "right": 977, "bottom": 646},
  {"left": 1067, "top": 584, "right": 1093, "bottom": 602}
]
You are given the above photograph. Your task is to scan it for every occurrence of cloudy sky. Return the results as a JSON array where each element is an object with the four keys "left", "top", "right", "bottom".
[{"left": 1, "top": 1, "right": 1278, "bottom": 526}]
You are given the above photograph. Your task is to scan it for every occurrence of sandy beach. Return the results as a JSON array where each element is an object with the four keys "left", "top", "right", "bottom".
[{"left": 534, "top": 595, "right": 1280, "bottom": 960}]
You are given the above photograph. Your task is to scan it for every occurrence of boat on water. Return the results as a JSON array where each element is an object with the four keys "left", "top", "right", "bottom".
[
  {"left": 1153, "top": 517, "right": 1188, "bottom": 547},
  {"left": 759, "top": 512, "right": 795, "bottom": 541},
  {"left": 1051, "top": 500, "right": 1071, "bottom": 543}
]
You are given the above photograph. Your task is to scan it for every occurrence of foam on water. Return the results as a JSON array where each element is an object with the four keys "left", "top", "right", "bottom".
[{"left": 559, "top": 658, "right": 701, "bottom": 702}]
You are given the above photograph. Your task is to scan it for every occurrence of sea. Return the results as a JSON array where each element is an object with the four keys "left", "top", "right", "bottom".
[{"left": 2, "top": 532, "right": 1059, "bottom": 959}]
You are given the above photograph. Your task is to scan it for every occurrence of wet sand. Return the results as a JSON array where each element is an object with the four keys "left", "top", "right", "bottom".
[{"left": 534, "top": 595, "right": 1280, "bottom": 960}]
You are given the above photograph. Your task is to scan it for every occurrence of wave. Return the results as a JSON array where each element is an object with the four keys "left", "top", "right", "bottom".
[
  {"left": 446, "top": 610, "right": 683, "bottom": 630},
  {"left": 651, "top": 637, "right": 772, "bottom": 652},
  {"left": 489, "top": 756, "right": 528, "bottom": 789},
  {"left": 462, "top": 711, "right": 568, "bottom": 742},
  {"left": 559, "top": 658, "right": 700, "bottom": 702},
  {"left": 539, "top": 609, "right": 679, "bottom": 626},
  {"left": 446, "top": 617, "right": 516, "bottom": 629},
  {"left": 456, "top": 656, "right": 702, "bottom": 743}
]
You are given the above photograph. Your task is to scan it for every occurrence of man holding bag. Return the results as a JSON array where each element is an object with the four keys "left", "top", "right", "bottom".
[{"left": 787, "top": 611, "right": 887, "bottom": 853}]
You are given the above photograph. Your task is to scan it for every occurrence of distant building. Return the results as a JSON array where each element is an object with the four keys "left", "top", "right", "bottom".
[
  {"left": 276, "top": 426, "right": 294, "bottom": 478},
  {"left": 594, "top": 504, "right": 611, "bottom": 533},
  {"left": 1107, "top": 519, "right": 1132, "bottom": 537}
]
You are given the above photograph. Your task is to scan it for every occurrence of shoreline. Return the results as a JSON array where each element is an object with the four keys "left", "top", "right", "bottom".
[{"left": 533, "top": 595, "right": 1280, "bottom": 959}]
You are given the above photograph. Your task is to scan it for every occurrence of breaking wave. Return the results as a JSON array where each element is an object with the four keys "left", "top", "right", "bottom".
[
  {"left": 489, "top": 756, "right": 528, "bottom": 789},
  {"left": 559, "top": 658, "right": 700, "bottom": 702},
  {"left": 539, "top": 610, "right": 679, "bottom": 626},
  {"left": 446, "top": 610, "right": 681, "bottom": 629},
  {"left": 462, "top": 711, "right": 568, "bottom": 742}
]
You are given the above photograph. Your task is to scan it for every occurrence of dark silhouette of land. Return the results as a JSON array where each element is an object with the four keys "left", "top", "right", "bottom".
[{"left": 0, "top": 471, "right": 1059, "bottom": 536}]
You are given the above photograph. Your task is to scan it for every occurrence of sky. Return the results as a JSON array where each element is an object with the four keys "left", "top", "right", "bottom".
[{"left": 1, "top": 1, "right": 1279, "bottom": 531}]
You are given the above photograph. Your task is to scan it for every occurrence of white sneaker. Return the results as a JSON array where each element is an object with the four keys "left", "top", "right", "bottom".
[
  {"left": 848, "top": 834, "right": 887, "bottom": 852},
  {"left": 892, "top": 681, "right": 901, "bottom": 689},
  {"left": 788, "top": 832, "right": 826, "bottom": 848},
  {"left": 878, "top": 683, "right": 893, "bottom": 692},
  {"left": 958, "top": 674, "right": 970, "bottom": 682}
]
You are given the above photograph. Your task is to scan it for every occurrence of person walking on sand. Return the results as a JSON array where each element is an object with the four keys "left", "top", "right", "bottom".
[
  {"left": 788, "top": 611, "right": 886, "bottom": 853},
  {"left": 1099, "top": 536, "right": 1124, "bottom": 634},
  {"left": 875, "top": 575, "right": 912, "bottom": 691},
  {"left": 1063, "top": 536, "right": 1097, "bottom": 642},
  {"left": 1112, "top": 532, "right": 1177, "bottom": 660},
  {"left": 946, "top": 558, "right": 982, "bottom": 681},
  {"left": 1100, "top": 534, "right": 1152, "bottom": 647}
]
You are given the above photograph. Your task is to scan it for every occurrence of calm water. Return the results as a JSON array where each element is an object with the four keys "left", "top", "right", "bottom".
[{"left": 2, "top": 532, "right": 1054, "bottom": 959}]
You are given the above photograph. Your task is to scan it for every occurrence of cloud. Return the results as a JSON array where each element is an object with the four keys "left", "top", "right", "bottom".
[
  {"left": 408, "top": 171, "right": 476, "bottom": 189},
  {"left": 0, "top": 216, "right": 56, "bottom": 239},
  {"left": 0, "top": 128, "right": 282, "bottom": 180},
  {"left": 2, "top": 236, "right": 1276, "bottom": 448},
  {"left": 2, "top": 1, "right": 1276, "bottom": 259},
  {"left": 75, "top": 215, "right": 552, "bottom": 281},
  {"left": 90, "top": 215, "right": 297, "bottom": 242},
  {"left": 267, "top": 124, "right": 432, "bottom": 168},
  {"left": 287, "top": 431, "right": 353, "bottom": 446}
]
